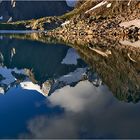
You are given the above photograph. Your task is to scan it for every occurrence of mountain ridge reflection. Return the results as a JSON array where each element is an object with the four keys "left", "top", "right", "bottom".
[
  {"left": 1, "top": 33, "right": 139, "bottom": 102},
  {"left": 0, "top": 33, "right": 140, "bottom": 139},
  {"left": 0, "top": 35, "right": 89, "bottom": 96}
]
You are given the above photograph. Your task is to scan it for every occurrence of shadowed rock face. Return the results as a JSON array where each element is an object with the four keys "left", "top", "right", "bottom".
[
  {"left": 62, "top": 37, "right": 140, "bottom": 103},
  {"left": 0, "top": 35, "right": 87, "bottom": 95},
  {"left": 0, "top": 37, "right": 79, "bottom": 81},
  {"left": 0, "top": 33, "right": 140, "bottom": 103},
  {"left": 0, "top": 1, "right": 72, "bottom": 22},
  {"left": 35, "top": 33, "right": 140, "bottom": 103}
]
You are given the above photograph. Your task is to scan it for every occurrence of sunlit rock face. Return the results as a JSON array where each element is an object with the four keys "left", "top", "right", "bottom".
[{"left": 0, "top": 1, "right": 72, "bottom": 22}]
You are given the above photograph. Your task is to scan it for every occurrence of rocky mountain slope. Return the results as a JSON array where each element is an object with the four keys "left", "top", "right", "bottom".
[
  {"left": 48, "top": 0, "right": 140, "bottom": 39},
  {"left": 0, "top": 0, "right": 139, "bottom": 35}
]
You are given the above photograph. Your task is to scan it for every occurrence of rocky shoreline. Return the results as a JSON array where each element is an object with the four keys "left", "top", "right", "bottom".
[
  {"left": 47, "top": 13, "right": 140, "bottom": 41},
  {"left": 0, "top": 0, "right": 140, "bottom": 41}
]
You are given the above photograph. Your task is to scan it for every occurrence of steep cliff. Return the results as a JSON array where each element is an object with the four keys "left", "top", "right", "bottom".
[
  {"left": 48, "top": 0, "right": 140, "bottom": 39},
  {"left": 64, "top": 0, "right": 140, "bottom": 19}
]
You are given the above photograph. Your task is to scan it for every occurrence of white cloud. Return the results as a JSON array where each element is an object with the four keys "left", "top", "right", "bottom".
[
  {"left": 21, "top": 81, "right": 140, "bottom": 139},
  {"left": 49, "top": 80, "right": 107, "bottom": 112}
]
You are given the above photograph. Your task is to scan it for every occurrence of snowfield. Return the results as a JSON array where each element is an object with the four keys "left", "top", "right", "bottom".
[
  {"left": 120, "top": 19, "right": 140, "bottom": 28},
  {"left": 59, "top": 68, "right": 87, "bottom": 84},
  {"left": 120, "top": 40, "right": 140, "bottom": 48},
  {"left": 61, "top": 20, "right": 70, "bottom": 27}
]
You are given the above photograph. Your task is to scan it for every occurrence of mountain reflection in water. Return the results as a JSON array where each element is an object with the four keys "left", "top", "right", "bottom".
[
  {"left": 0, "top": 33, "right": 140, "bottom": 139},
  {"left": 0, "top": 36, "right": 88, "bottom": 96}
]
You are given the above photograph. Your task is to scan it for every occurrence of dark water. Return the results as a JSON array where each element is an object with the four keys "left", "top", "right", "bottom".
[{"left": 0, "top": 34, "right": 140, "bottom": 138}]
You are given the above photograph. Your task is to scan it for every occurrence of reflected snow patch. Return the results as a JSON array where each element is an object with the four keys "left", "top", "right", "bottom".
[{"left": 61, "top": 48, "right": 80, "bottom": 65}]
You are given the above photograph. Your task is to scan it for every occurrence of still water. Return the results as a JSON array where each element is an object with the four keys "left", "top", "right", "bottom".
[{"left": 0, "top": 33, "right": 140, "bottom": 138}]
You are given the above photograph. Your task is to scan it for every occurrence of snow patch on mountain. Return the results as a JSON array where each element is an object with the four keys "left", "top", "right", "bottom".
[
  {"left": 0, "top": 66, "right": 25, "bottom": 85},
  {"left": 120, "top": 40, "right": 140, "bottom": 48},
  {"left": 66, "top": 0, "right": 76, "bottom": 7},
  {"left": 85, "top": 1, "right": 108, "bottom": 14},
  {"left": 20, "top": 81, "right": 43, "bottom": 94},
  {"left": 106, "top": 3, "right": 111, "bottom": 8},
  {"left": 61, "top": 48, "right": 80, "bottom": 65},
  {"left": 120, "top": 19, "right": 140, "bottom": 28},
  {"left": 61, "top": 20, "right": 70, "bottom": 27},
  {"left": 59, "top": 68, "right": 87, "bottom": 84}
]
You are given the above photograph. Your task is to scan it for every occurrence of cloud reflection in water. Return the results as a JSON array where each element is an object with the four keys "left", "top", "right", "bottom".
[{"left": 21, "top": 80, "right": 140, "bottom": 139}]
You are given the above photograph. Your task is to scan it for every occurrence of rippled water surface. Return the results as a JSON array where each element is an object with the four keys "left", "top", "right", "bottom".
[{"left": 0, "top": 33, "right": 140, "bottom": 138}]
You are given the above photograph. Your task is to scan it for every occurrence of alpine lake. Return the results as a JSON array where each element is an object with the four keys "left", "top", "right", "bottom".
[{"left": 0, "top": 31, "right": 140, "bottom": 139}]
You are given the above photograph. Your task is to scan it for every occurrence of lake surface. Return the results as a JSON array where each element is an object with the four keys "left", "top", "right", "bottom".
[{"left": 0, "top": 33, "right": 140, "bottom": 138}]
